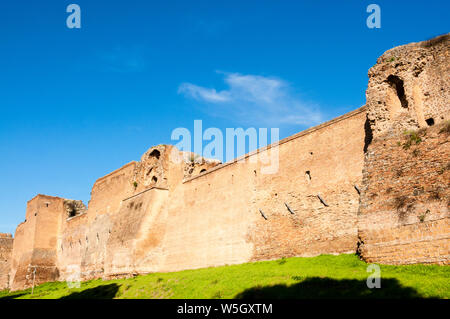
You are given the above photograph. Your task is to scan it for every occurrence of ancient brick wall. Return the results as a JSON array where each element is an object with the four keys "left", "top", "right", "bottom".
[
  {"left": 358, "top": 123, "right": 450, "bottom": 264},
  {"left": 104, "top": 187, "right": 169, "bottom": 277},
  {"left": 87, "top": 162, "right": 137, "bottom": 219},
  {"left": 359, "top": 34, "right": 450, "bottom": 265},
  {"left": 0, "top": 233, "right": 13, "bottom": 290},
  {"left": 56, "top": 161, "right": 137, "bottom": 282},
  {"left": 366, "top": 34, "right": 449, "bottom": 137},
  {"left": 56, "top": 146, "right": 193, "bottom": 282},
  {"left": 159, "top": 108, "right": 367, "bottom": 271},
  {"left": 56, "top": 107, "right": 366, "bottom": 279},
  {"left": 9, "top": 195, "right": 63, "bottom": 290},
  {"left": 4, "top": 35, "right": 449, "bottom": 291}
]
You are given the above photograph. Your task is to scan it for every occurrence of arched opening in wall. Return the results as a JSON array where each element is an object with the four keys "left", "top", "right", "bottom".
[
  {"left": 68, "top": 206, "right": 77, "bottom": 218},
  {"left": 387, "top": 75, "right": 408, "bottom": 108},
  {"left": 149, "top": 149, "right": 161, "bottom": 159},
  {"left": 65, "top": 201, "right": 86, "bottom": 219},
  {"left": 426, "top": 118, "right": 435, "bottom": 126},
  {"left": 152, "top": 176, "right": 158, "bottom": 183},
  {"left": 200, "top": 169, "right": 207, "bottom": 173}
]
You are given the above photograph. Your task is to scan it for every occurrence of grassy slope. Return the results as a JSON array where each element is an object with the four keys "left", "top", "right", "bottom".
[{"left": 1, "top": 254, "right": 449, "bottom": 299}]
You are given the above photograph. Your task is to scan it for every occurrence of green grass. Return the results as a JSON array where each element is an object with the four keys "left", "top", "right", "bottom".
[{"left": 1, "top": 254, "right": 449, "bottom": 299}]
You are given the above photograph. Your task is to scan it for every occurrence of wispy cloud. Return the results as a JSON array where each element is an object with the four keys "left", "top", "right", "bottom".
[
  {"left": 178, "top": 72, "right": 322, "bottom": 126},
  {"left": 178, "top": 83, "right": 231, "bottom": 103}
]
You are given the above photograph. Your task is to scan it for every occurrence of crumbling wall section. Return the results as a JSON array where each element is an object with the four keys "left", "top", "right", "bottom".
[
  {"left": 0, "top": 233, "right": 13, "bottom": 290},
  {"left": 358, "top": 123, "right": 450, "bottom": 264},
  {"left": 366, "top": 34, "right": 449, "bottom": 137},
  {"left": 359, "top": 34, "right": 450, "bottom": 265},
  {"left": 9, "top": 195, "right": 64, "bottom": 291},
  {"left": 57, "top": 148, "right": 177, "bottom": 282}
]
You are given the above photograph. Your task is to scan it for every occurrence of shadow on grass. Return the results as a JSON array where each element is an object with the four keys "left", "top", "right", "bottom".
[
  {"left": 235, "top": 277, "right": 429, "bottom": 299},
  {"left": 60, "top": 284, "right": 120, "bottom": 299},
  {"left": 0, "top": 293, "right": 28, "bottom": 300}
]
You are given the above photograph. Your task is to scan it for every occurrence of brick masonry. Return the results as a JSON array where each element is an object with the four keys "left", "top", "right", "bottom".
[
  {"left": 0, "top": 233, "right": 13, "bottom": 290},
  {"left": 358, "top": 123, "right": 450, "bottom": 264},
  {"left": 2, "top": 35, "right": 449, "bottom": 290}
]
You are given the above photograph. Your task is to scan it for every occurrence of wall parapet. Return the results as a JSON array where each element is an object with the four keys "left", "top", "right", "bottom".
[
  {"left": 183, "top": 106, "right": 367, "bottom": 183},
  {"left": 92, "top": 161, "right": 138, "bottom": 185}
]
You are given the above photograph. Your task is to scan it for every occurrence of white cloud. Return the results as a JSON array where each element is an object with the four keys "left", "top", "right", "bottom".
[
  {"left": 178, "top": 83, "right": 231, "bottom": 102},
  {"left": 178, "top": 72, "right": 322, "bottom": 126}
]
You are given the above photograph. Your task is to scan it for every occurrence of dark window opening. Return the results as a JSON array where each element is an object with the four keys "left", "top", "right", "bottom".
[
  {"left": 310, "top": 152, "right": 313, "bottom": 155},
  {"left": 387, "top": 75, "right": 408, "bottom": 108},
  {"left": 152, "top": 176, "right": 158, "bottom": 183},
  {"left": 149, "top": 149, "right": 161, "bottom": 159},
  {"left": 200, "top": 169, "right": 207, "bottom": 173},
  {"left": 363, "top": 115, "right": 373, "bottom": 153},
  {"left": 68, "top": 210, "right": 77, "bottom": 218},
  {"left": 66, "top": 201, "right": 84, "bottom": 218},
  {"left": 425, "top": 118, "right": 435, "bottom": 126}
]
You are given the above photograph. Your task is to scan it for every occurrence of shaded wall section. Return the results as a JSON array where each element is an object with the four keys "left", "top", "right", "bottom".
[
  {"left": 56, "top": 161, "right": 137, "bottom": 281},
  {"left": 358, "top": 122, "right": 450, "bottom": 264},
  {"left": 0, "top": 233, "right": 13, "bottom": 290},
  {"left": 359, "top": 34, "right": 450, "bottom": 265},
  {"left": 9, "top": 195, "right": 63, "bottom": 290}
]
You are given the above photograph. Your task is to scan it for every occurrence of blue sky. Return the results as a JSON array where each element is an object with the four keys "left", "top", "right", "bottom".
[{"left": 0, "top": 0, "right": 448, "bottom": 234}]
